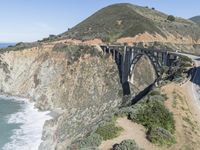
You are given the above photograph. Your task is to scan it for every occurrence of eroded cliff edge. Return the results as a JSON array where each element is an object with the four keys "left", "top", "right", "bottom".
[{"left": 0, "top": 43, "right": 156, "bottom": 149}]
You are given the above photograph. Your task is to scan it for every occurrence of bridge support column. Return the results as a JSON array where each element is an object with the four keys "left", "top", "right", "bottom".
[
  {"left": 162, "top": 52, "right": 168, "bottom": 66},
  {"left": 113, "top": 49, "right": 116, "bottom": 60},
  {"left": 103, "top": 47, "right": 107, "bottom": 56},
  {"left": 121, "top": 46, "right": 132, "bottom": 95}
]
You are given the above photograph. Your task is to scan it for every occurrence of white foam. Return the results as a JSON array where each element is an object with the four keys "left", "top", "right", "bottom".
[{"left": 2, "top": 96, "right": 52, "bottom": 150}]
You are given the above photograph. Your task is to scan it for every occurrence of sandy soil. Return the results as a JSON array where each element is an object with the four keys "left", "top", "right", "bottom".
[
  {"left": 99, "top": 117, "right": 159, "bottom": 150},
  {"left": 51, "top": 38, "right": 103, "bottom": 45},
  {"left": 99, "top": 83, "right": 200, "bottom": 150},
  {"left": 162, "top": 83, "right": 200, "bottom": 150},
  {"left": 116, "top": 32, "right": 199, "bottom": 45}
]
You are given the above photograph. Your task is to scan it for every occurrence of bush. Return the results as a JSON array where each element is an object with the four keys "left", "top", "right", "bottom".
[
  {"left": 147, "top": 127, "right": 176, "bottom": 146},
  {"left": 149, "top": 89, "right": 161, "bottom": 96},
  {"left": 129, "top": 100, "right": 175, "bottom": 134},
  {"left": 69, "top": 133, "right": 102, "bottom": 149},
  {"left": 79, "top": 133, "right": 102, "bottom": 149},
  {"left": 167, "top": 15, "right": 175, "bottom": 22},
  {"left": 95, "top": 122, "right": 123, "bottom": 140},
  {"left": 113, "top": 139, "right": 143, "bottom": 150},
  {"left": 179, "top": 56, "right": 193, "bottom": 68}
]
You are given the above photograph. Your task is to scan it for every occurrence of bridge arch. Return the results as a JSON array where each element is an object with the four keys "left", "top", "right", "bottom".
[{"left": 128, "top": 52, "right": 161, "bottom": 84}]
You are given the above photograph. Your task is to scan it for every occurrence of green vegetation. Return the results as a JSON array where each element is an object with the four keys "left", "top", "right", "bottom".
[
  {"left": 167, "top": 15, "right": 176, "bottom": 22},
  {"left": 113, "top": 139, "right": 144, "bottom": 150},
  {"left": 147, "top": 127, "right": 176, "bottom": 146},
  {"left": 0, "top": 42, "right": 40, "bottom": 53},
  {"left": 128, "top": 99, "right": 175, "bottom": 134},
  {"left": 57, "top": 3, "right": 200, "bottom": 45},
  {"left": 40, "top": 34, "right": 57, "bottom": 42},
  {"left": 95, "top": 121, "right": 123, "bottom": 140},
  {"left": 60, "top": 3, "right": 165, "bottom": 41},
  {"left": 173, "top": 55, "right": 193, "bottom": 81},
  {"left": 116, "top": 88, "right": 176, "bottom": 146},
  {"left": 69, "top": 117, "right": 123, "bottom": 149},
  {"left": 52, "top": 43, "right": 101, "bottom": 65},
  {"left": 68, "top": 132, "right": 102, "bottom": 149},
  {"left": 74, "top": 133, "right": 103, "bottom": 149}
]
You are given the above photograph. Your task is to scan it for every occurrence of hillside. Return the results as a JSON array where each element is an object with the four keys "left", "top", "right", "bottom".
[
  {"left": 59, "top": 3, "right": 200, "bottom": 44},
  {"left": 190, "top": 16, "right": 200, "bottom": 26},
  {"left": 0, "top": 2, "right": 199, "bottom": 150}
]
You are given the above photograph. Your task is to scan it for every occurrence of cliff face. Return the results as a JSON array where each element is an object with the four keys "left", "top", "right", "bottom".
[
  {"left": 0, "top": 43, "right": 156, "bottom": 149},
  {"left": 0, "top": 44, "right": 122, "bottom": 149}
]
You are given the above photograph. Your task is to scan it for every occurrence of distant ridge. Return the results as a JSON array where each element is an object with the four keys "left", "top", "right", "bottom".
[{"left": 190, "top": 16, "right": 200, "bottom": 26}]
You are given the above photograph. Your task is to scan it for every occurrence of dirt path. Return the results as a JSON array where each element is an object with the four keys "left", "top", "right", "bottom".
[{"left": 99, "top": 118, "right": 160, "bottom": 150}]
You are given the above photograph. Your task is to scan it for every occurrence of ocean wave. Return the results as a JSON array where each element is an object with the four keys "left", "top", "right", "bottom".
[{"left": 2, "top": 96, "right": 52, "bottom": 150}]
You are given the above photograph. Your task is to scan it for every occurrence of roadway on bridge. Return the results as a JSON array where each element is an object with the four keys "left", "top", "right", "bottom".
[{"left": 181, "top": 53, "right": 200, "bottom": 110}]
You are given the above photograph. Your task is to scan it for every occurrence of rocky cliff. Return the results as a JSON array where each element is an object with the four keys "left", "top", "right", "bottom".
[
  {"left": 0, "top": 43, "right": 122, "bottom": 149},
  {"left": 0, "top": 42, "right": 156, "bottom": 149}
]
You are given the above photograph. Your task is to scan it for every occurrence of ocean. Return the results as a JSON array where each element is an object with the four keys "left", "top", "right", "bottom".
[
  {"left": 0, "top": 43, "right": 15, "bottom": 49},
  {"left": 0, "top": 43, "right": 52, "bottom": 149},
  {"left": 0, "top": 96, "right": 52, "bottom": 150}
]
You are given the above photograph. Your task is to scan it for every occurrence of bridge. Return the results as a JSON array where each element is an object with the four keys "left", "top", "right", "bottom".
[{"left": 100, "top": 45, "right": 181, "bottom": 96}]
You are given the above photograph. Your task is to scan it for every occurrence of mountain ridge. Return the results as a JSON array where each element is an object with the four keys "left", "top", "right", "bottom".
[{"left": 57, "top": 3, "right": 200, "bottom": 43}]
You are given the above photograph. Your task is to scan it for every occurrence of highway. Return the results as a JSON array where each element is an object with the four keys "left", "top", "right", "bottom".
[{"left": 180, "top": 53, "right": 200, "bottom": 108}]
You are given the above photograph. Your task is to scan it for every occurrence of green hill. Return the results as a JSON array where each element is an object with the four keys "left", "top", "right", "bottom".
[
  {"left": 59, "top": 3, "right": 200, "bottom": 42},
  {"left": 190, "top": 16, "right": 200, "bottom": 26}
]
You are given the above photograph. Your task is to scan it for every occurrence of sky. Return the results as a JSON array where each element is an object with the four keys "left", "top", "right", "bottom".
[{"left": 0, "top": 0, "right": 200, "bottom": 43}]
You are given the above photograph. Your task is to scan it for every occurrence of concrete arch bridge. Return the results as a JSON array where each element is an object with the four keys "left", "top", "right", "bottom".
[{"left": 100, "top": 45, "right": 180, "bottom": 96}]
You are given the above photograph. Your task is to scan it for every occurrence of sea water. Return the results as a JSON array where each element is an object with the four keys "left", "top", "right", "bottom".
[{"left": 0, "top": 96, "right": 52, "bottom": 150}]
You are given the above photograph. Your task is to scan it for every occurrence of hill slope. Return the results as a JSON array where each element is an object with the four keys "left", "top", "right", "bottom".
[
  {"left": 60, "top": 3, "right": 164, "bottom": 41},
  {"left": 190, "top": 16, "right": 200, "bottom": 26},
  {"left": 59, "top": 3, "right": 200, "bottom": 43}
]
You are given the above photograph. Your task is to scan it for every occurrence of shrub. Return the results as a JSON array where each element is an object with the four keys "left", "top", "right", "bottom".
[
  {"left": 149, "top": 89, "right": 161, "bottom": 96},
  {"left": 147, "top": 127, "right": 176, "bottom": 146},
  {"left": 179, "top": 56, "right": 193, "bottom": 68},
  {"left": 167, "top": 15, "right": 175, "bottom": 22},
  {"left": 113, "top": 139, "right": 143, "bottom": 150},
  {"left": 95, "top": 122, "right": 123, "bottom": 140},
  {"left": 69, "top": 133, "right": 102, "bottom": 149},
  {"left": 129, "top": 100, "right": 175, "bottom": 134},
  {"left": 79, "top": 133, "right": 102, "bottom": 149},
  {"left": 102, "top": 36, "right": 112, "bottom": 43}
]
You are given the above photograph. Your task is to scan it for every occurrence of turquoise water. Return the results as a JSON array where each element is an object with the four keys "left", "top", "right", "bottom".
[
  {"left": 0, "top": 96, "right": 52, "bottom": 150},
  {"left": 0, "top": 98, "right": 22, "bottom": 149}
]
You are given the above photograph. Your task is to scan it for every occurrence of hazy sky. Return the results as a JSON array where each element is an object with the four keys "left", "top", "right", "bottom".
[{"left": 0, "top": 0, "right": 199, "bottom": 42}]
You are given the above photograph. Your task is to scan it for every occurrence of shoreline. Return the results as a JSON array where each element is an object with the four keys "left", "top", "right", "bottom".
[{"left": 0, "top": 94, "right": 54, "bottom": 150}]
